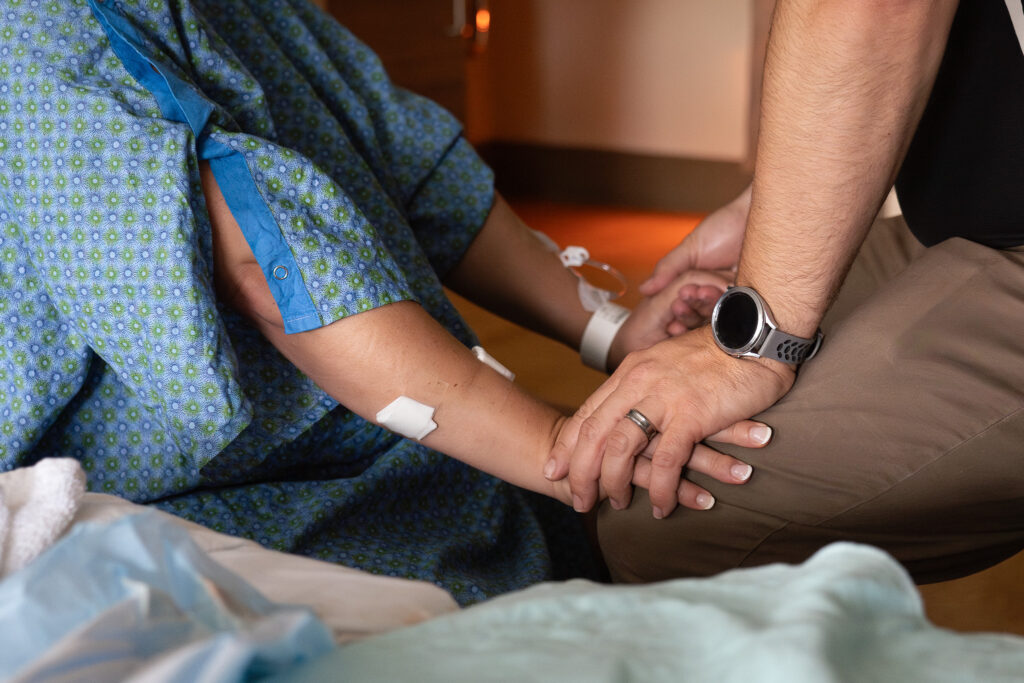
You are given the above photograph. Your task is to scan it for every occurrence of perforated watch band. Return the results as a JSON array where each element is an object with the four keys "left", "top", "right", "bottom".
[{"left": 761, "top": 328, "right": 823, "bottom": 364}]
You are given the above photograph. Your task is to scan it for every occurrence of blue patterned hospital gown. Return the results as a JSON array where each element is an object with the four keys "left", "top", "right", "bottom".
[{"left": 0, "top": 0, "right": 593, "bottom": 604}]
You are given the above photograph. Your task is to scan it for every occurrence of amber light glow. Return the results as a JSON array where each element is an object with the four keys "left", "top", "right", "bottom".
[{"left": 475, "top": 8, "right": 491, "bottom": 33}]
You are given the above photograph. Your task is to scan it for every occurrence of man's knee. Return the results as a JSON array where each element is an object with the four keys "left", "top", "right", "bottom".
[{"left": 596, "top": 488, "right": 793, "bottom": 582}]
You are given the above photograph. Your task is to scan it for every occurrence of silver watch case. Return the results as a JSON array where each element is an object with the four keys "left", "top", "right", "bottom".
[{"left": 710, "top": 286, "right": 822, "bottom": 365}]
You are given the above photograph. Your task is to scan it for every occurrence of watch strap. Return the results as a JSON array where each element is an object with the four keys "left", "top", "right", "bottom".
[{"left": 761, "top": 328, "right": 823, "bottom": 365}]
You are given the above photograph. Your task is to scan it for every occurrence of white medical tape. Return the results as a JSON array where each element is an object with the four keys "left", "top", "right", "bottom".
[
  {"left": 472, "top": 345, "right": 516, "bottom": 381},
  {"left": 578, "top": 280, "right": 613, "bottom": 312},
  {"left": 375, "top": 396, "right": 438, "bottom": 440},
  {"left": 580, "top": 302, "right": 631, "bottom": 372},
  {"left": 531, "top": 230, "right": 627, "bottom": 313},
  {"left": 559, "top": 245, "right": 589, "bottom": 268}
]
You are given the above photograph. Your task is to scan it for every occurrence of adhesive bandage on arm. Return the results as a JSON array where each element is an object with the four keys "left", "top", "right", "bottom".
[
  {"left": 580, "top": 302, "right": 631, "bottom": 373},
  {"left": 472, "top": 345, "right": 515, "bottom": 381},
  {"left": 375, "top": 346, "right": 513, "bottom": 441},
  {"left": 376, "top": 396, "right": 438, "bottom": 440}
]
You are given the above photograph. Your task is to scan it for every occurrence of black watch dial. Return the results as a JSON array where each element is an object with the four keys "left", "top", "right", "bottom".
[{"left": 715, "top": 289, "right": 759, "bottom": 350}]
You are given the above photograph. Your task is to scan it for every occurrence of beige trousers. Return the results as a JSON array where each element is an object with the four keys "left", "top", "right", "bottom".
[{"left": 598, "top": 216, "right": 1024, "bottom": 584}]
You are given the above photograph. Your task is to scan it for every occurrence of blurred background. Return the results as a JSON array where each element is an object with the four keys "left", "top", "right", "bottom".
[{"left": 318, "top": 0, "right": 770, "bottom": 212}]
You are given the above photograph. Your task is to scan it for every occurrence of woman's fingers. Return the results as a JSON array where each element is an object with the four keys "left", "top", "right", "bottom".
[
  {"left": 678, "top": 479, "right": 717, "bottom": 510},
  {"left": 686, "top": 442, "right": 754, "bottom": 484},
  {"left": 631, "top": 442, "right": 753, "bottom": 512},
  {"left": 544, "top": 374, "right": 624, "bottom": 508},
  {"left": 706, "top": 420, "right": 773, "bottom": 448}
]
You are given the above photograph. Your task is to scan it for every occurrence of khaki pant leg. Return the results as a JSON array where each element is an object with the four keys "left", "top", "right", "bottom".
[{"left": 598, "top": 217, "right": 1024, "bottom": 584}]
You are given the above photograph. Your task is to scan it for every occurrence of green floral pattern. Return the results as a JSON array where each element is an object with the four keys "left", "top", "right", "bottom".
[{"left": 0, "top": 0, "right": 593, "bottom": 604}]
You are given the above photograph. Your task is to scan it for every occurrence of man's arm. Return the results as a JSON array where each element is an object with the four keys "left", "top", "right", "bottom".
[
  {"left": 740, "top": 0, "right": 958, "bottom": 336},
  {"left": 547, "top": 0, "right": 960, "bottom": 517}
]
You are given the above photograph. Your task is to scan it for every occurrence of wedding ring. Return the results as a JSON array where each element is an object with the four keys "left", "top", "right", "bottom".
[{"left": 624, "top": 408, "right": 658, "bottom": 441}]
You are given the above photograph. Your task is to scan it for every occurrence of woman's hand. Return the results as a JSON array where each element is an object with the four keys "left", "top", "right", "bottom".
[
  {"left": 640, "top": 185, "right": 751, "bottom": 331},
  {"left": 608, "top": 269, "right": 735, "bottom": 371}
]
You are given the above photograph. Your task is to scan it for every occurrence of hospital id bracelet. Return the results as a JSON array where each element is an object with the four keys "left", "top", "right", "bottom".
[{"left": 580, "top": 303, "right": 631, "bottom": 373}]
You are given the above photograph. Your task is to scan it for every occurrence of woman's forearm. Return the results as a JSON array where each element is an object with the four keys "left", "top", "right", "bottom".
[
  {"left": 444, "top": 194, "right": 593, "bottom": 351},
  {"left": 203, "top": 162, "right": 572, "bottom": 501},
  {"left": 260, "top": 299, "right": 758, "bottom": 511},
  {"left": 266, "top": 300, "right": 572, "bottom": 502}
]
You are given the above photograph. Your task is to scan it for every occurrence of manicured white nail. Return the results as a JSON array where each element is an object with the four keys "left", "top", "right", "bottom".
[
  {"left": 543, "top": 459, "right": 556, "bottom": 479},
  {"left": 750, "top": 425, "right": 773, "bottom": 445},
  {"left": 573, "top": 495, "right": 585, "bottom": 512},
  {"left": 652, "top": 506, "right": 665, "bottom": 519},
  {"left": 610, "top": 498, "right": 625, "bottom": 511},
  {"left": 696, "top": 493, "right": 715, "bottom": 510},
  {"left": 731, "top": 463, "right": 753, "bottom": 481}
]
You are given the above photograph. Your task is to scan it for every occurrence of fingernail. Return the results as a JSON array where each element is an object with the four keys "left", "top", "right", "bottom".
[
  {"left": 543, "top": 459, "right": 556, "bottom": 479},
  {"left": 652, "top": 506, "right": 665, "bottom": 519},
  {"left": 696, "top": 493, "right": 716, "bottom": 510},
  {"left": 610, "top": 498, "right": 624, "bottom": 511},
  {"left": 573, "top": 495, "right": 585, "bottom": 512},
  {"left": 731, "top": 463, "right": 753, "bottom": 481},
  {"left": 639, "top": 278, "right": 652, "bottom": 289},
  {"left": 750, "top": 424, "right": 773, "bottom": 445}
]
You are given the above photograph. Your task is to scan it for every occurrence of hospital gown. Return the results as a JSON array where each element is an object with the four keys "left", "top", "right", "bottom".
[{"left": 0, "top": 0, "right": 594, "bottom": 604}]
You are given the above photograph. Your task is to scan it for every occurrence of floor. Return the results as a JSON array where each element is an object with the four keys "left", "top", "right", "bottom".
[{"left": 450, "top": 199, "right": 1024, "bottom": 637}]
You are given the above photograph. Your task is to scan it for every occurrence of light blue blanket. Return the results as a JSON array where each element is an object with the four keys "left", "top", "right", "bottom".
[
  {"left": 0, "top": 512, "right": 333, "bottom": 682},
  {"left": 283, "top": 543, "right": 1024, "bottom": 683}
]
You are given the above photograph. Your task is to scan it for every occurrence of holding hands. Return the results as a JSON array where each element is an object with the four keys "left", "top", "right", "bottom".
[
  {"left": 549, "top": 326, "right": 791, "bottom": 517},
  {"left": 641, "top": 185, "right": 751, "bottom": 332},
  {"left": 548, "top": 184, "right": 794, "bottom": 518}
]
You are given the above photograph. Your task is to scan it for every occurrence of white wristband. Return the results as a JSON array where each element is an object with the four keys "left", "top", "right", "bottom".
[{"left": 580, "top": 303, "right": 631, "bottom": 372}]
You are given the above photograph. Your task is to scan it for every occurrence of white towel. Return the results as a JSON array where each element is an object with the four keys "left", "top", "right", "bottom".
[{"left": 0, "top": 458, "right": 86, "bottom": 577}]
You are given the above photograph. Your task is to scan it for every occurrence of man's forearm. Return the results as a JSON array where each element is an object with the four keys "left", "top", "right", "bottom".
[{"left": 740, "top": 0, "right": 958, "bottom": 337}]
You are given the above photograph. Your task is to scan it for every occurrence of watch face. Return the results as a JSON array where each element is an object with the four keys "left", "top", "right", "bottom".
[{"left": 714, "top": 288, "right": 760, "bottom": 351}]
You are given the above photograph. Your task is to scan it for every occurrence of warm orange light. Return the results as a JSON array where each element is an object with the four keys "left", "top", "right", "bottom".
[{"left": 475, "top": 8, "right": 491, "bottom": 33}]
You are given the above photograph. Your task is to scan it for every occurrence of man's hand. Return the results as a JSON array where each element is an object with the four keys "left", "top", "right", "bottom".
[
  {"left": 546, "top": 389, "right": 775, "bottom": 512},
  {"left": 546, "top": 326, "right": 794, "bottom": 517}
]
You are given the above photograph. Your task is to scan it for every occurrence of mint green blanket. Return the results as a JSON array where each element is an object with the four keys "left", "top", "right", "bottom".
[{"left": 283, "top": 543, "right": 1024, "bottom": 682}]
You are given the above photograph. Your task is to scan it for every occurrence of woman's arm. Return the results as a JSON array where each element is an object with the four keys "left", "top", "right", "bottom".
[
  {"left": 203, "top": 164, "right": 760, "bottom": 506},
  {"left": 443, "top": 195, "right": 592, "bottom": 355},
  {"left": 444, "top": 194, "right": 733, "bottom": 370}
]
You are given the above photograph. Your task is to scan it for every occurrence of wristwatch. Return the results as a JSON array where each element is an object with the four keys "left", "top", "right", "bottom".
[{"left": 710, "top": 286, "right": 823, "bottom": 365}]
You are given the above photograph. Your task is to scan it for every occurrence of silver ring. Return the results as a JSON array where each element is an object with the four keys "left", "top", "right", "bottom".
[{"left": 624, "top": 408, "right": 658, "bottom": 441}]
